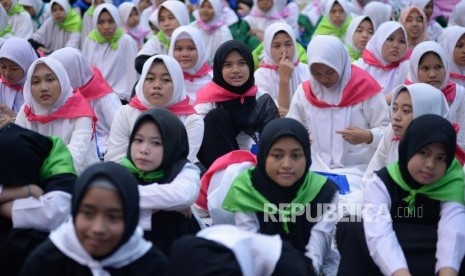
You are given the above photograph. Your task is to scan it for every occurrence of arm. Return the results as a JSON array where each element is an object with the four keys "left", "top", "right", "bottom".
[
  {"left": 66, "top": 117, "right": 94, "bottom": 173},
  {"left": 362, "top": 92, "right": 391, "bottom": 148},
  {"left": 13, "top": 13, "right": 34, "bottom": 39},
  {"left": 363, "top": 127, "right": 394, "bottom": 184},
  {"left": 363, "top": 174, "right": 409, "bottom": 276},
  {"left": 184, "top": 115, "right": 204, "bottom": 163},
  {"left": 277, "top": 53, "right": 294, "bottom": 117},
  {"left": 104, "top": 106, "right": 132, "bottom": 163},
  {"left": 233, "top": 211, "right": 260, "bottom": 232},
  {"left": 65, "top": 32, "right": 81, "bottom": 49},
  {"left": 286, "top": 85, "right": 310, "bottom": 131}
]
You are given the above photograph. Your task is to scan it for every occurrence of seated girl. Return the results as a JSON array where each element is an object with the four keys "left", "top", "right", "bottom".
[
  {"left": 19, "top": 0, "right": 49, "bottom": 30},
  {"left": 242, "top": 0, "right": 287, "bottom": 42},
  {"left": 410, "top": 0, "right": 443, "bottom": 41},
  {"left": 399, "top": 5, "right": 429, "bottom": 52},
  {"left": 448, "top": 1, "right": 465, "bottom": 27},
  {"left": 121, "top": 108, "right": 201, "bottom": 255},
  {"left": 118, "top": 2, "right": 149, "bottom": 50},
  {"left": 80, "top": 0, "right": 108, "bottom": 47},
  {"left": 344, "top": 15, "right": 374, "bottom": 62},
  {"left": 20, "top": 162, "right": 169, "bottom": 275},
  {"left": 15, "top": 57, "right": 99, "bottom": 174},
  {"left": 438, "top": 26, "right": 465, "bottom": 87},
  {"left": 223, "top": 117, "right": 339, "bottom": 275},
  {"left": 1, "top": 0, "right": 34, "bottom": 39},
  {"left": 312, "top": 0, "right": 352, "bottom": 40},
  {"left": 105, "top": 54, "right": 204, "bottom": 164}
]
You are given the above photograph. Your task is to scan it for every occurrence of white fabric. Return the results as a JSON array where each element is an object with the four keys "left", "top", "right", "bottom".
[
  {"left": 80, "top": 0, "right": 112, "bottom": 47},
  {"left": 243, "top": 0, "right": 285, "bottom": 33},
  {"left": 220, "top": 0, "right": 238, "bottom": 26},
  {"left": 363, "top": 83, "right": 450, "bottom": 182},
  {"left": 448, "top": 0, "right": 465, "bottom": 27},
  {"left": 137, "top": 162, "right": 200, "bottom": 229},
  {"left": 324, "top": 0, "right": 350, "bottom": 26},
  {"left": 6, "top": 0, "right": 34, "bottom": 39},
  {"left": 0, "top": 37, "right": 37, "bottom": 112},
  {"left": 16, "top": 57, "right": 99, "bottom": 174},
  {"left": 197, "top": 225, "right": 282, "bottom": 276},
  {"left": 0, "top": 5, "right": 10, "bottom": 34},
  {"left": 344, "top": 15, "right": 372, "bottom": 54},
  {"left": 362, "top": 2, "right": 392, "bottom": 29},
  {"left": 168, "top": 26, "right": 212, "bottom": 102},
  {"left": 254, "top": 22, "right": 309, "bottom": 102},
  {"left": 50, "top": 47, "right": 121, "bottom": 155},
  {"left": 301, "top": 0, "right": 325, "bottom": 26},
  {"left": 105, "top": 104, "right": 204, "bottom": 163},
  {"left": 50, "top": 218, "right": 152, "bottom": 275},
  {"left": 363, "top": 174, "right": 465, "bottom": 275},
  {"left": 354, "top": 21, "right": 409, "bottom": 95},
  {"left": 438, "top": 26, "right": 465, "bottom": 87},
  {"left": 82, "top": 3, "right": 138, "bottom": 101}
]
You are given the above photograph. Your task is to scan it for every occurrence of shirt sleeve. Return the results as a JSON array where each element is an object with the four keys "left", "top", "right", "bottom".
[
  {"left": 184, "top": 114, "right": 204, "bottom": 163},
  {"left": 104, "top": 106, "right": 131, "bottom": 163},
  {"left": 67, "top": 117, "right": 95, "bottom": 173},
  {"left": 361, "top": 93, "right": 390, "bottom": 148},
  {"left": 65, "top": 31, "right": 81, "bottom": 49},
  {"left": 233, "top": 211, "right": 260, "bottom": 232}
]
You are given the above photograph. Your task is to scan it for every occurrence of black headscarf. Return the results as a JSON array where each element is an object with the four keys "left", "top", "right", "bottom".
[
  {"left": 127, "top": 107, "right": 189, "bottom": 183},
  {"left": 0, "top": 123, "right": 52, "bottom": 186},
  {"left": 212, "top": 40, "right": 255, "bottom": 94},
  {"left": 398, "top": 114, "right": 456, "bottom": 189},
  {"left": 252, "top": 118, "right": 311, "bottom": 205},
  {"left": 71, "top": 162, "right": 140, "bottom": 258}
]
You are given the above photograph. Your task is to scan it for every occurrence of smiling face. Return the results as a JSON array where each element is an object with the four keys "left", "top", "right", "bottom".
[
  {"left": 173, "top": 38, "right": 198, "bottom": 71},
  {"left": 31, "top": 63, "right": 61, "bottom": 107},
  {"left": 407, "top": 142, "right": 447, "bottom": 185},
  {"left": 382, "top": 28, "right": 407, "bottom": 63},
  {"left": 352, "top": 19, "right": 374, "bottom": 50},
  {"left": 310, "top": 63, "right": 340, "bottom": 88},
  {"left": 96, "top": 10, "right": 117, "bottom": 40},
  {"left": 221, "top": 50, "right": 250, "bottom": 87},
  {"left": 130, "top": 121, "right": 163, "bottom": 172},
  {"left": 417, "top": 52, "right": 446, "bottom": 89},
  {"left": 143, "top": 61, "right": 174, "bottom": 106},
  {"left": 391, "top": 90, "right": 413, "bottom": 138}
]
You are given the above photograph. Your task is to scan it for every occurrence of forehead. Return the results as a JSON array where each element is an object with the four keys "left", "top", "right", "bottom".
[
  {"left": 32, "top": 63, "right": 54, "bottom": 75},
  {"left": 148, "top": 61, "right": 169, "bottom": 74},
  {"left": 175, "top": 38, "right": 195, "bottom": 46},
  {"left": 272, "top": 32, "right": 292, "bottom": 42},
  {"left": 269, "top": 136, "right": 303, "bottom": 150},
  {"left": 0, "top": 58, "right": 20, "bottom": 66},
  {"left": 98, "top": 10, "right": 113, "bottom": 20},
  {"left": 310, "top": 62, "right": 334, "bottom": 72},
  {"left": 419, "top": 51, "right": 442, "bottom": 63},
  {"left": 225, "top": 50, "right": 244, "bottom": 61}
]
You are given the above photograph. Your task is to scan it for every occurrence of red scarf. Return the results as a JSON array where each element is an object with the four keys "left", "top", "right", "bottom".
[
  {"left": 303, "top": 65, "right": 382, "bottom": 108},
  {"left": 450, "top": 72, "right": 465, "bottom": 81},
  {"left": 195, "top": 82, "right": 258, "bottom": 105},
  {"left": 78, "top": 67, "right": 114, "bottom": 101},
  {"left": 0, "top": 76, "right": 22, "bottom": 91},
  {"left": 183, "top": 63, "right": 212, "bottom": 82},
  {"left": 259, "top": 61, "right": 300, "bottom": 71},
  {"left": 195, "top": 150, "right": 257, "bottom": 210},
  {"left": 128, "top": 96, "right": 196, "bottom": 115},
  {"left": 362, "top": 49, "right": 406, "bottom": 71}
]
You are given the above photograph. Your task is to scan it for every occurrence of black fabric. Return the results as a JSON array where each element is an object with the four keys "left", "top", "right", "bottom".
[
  {"left": 128, "top": 107, "right": 189, "bottom": 183},
  {"left": 212, "top": 40, "right": 255, "bottom": 94},
  {"left": 252, "top": 117, "right": 312, "bottom": 206},
  {"left": 27, "top": 38, "right": 45, "bottom": 51},
  {"left": 257, "top": 180, "right": 338, "bottom": 252},
  {"left": 398, "top": 114, "right": 456, "bottom": 189},
  {"left": 272, "top": 240, "right": 316, "bottom": 276},
  {"left": 72, "top": 162, "right": 140, "bottom": 258},
  {"left": 0, "top": 123, "right": 52, "bottom": 186},
  {"left": 20, "top": 239, "right": 168, "bottom": 276},
  {"left": 135, "top": 55, "right": 151, "bottom": 74}
]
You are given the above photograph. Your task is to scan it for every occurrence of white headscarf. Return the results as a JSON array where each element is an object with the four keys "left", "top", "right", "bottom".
[
  {"left": 19, "top": 0, "right": 43, "bottom": 15},
  {"left": 438, "top": 26, "right": 465, "bottom": 79},
  {"left": 154, "top": 0, "right": 189, "bottom": 30},
  {"left": 49, "top": 0, "right": 70, "bottom": 15},
  {"left": 0, "top": 37, "right": 38, "bottom": 85},
  {"left": 118, "top": 2, "right": 137, "bottom": 25},
  {"left": 344, "top": 15, "right": 373, "bottom": 53},
  {"left": 135, "top": 54, "right": 187, "bottom": 108},
  {"left": 324, "top": 0, "right": 349, "bottom": 24},
  {"left": 49, "top": 47, "right": 94, "bottom": 89},
  {"left": 197, "top": 0, "right": 222, "bottom": 25},
  {"left": 93, "top": 3, "right": 121, "bottom": 27},
  {"left": 448, "top": 0, "right": 465, "bottom": 27},
  {"left": 307, "top": 35, "right": 352, "bottom": 105},
  {"left": 0, "top": 5, "right": 8, "bottom": 32},
  {"left": 362, "top": 1, "right": 392, "bottom": 29},
  {"left": 249, "top": 0, "right": 282, "bottom": 19},
  {"left": 407, "top": 41, "right": 450, "bottom": 90},
  {"left": 23, "top": 57, "right": 73, "bottom": 116},
  {"left": 263, "top": 22, "right": 297, "bottom": 65},
  {"left": 168, "top": 25, "right": 207, "bottom": 75}
]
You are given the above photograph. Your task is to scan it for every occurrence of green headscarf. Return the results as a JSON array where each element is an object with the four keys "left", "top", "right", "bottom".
[
  {"left": 56, "top": 7, "right": 82, "bottom": 32},
  {"left": 121, "top": 157, "right": 165, "bottom": 183}
]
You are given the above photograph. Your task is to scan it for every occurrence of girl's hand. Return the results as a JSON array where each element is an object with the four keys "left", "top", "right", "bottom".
[
  {"left": 278, "top": 106, "right": 288, "bottom": 117},
  {"left": 278, "top": 52, "right": 294, "bottom": 81},
  {"left": 392, "top": 269, "right": 411, "bottom": 276},
  {"left": 0, "top": 104, "right": 16, "bottom": 128},
  {"left": 336, "top": 127, "right": 373, "bottom": 145},
  {"left": 29, "top": 184, "right": 44, "bottom": 199}
]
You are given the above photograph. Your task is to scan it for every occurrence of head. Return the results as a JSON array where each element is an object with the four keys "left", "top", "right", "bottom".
[
  {"left": 30, "top": 63, "right": 61, "bottom": 108},
  {"left": 49, "top": 47, "right": 94, "bottom": 88},
  {"left": 20, "top": 0, "right": 44, "bottom": 17},
  {"left": 0, "top": 37, "right": 38, "bottom": 86},
  {"left": 169, "top": 26, "right": 206, "bottom": 73},
  {"left": 350, "top": 16, "right": 374, "bottom": 51},
  {"left": 213, "top": 40, "right": 254, "bottom": 94},
  {"left": 328, "top": 0, "right": 346, "bottom": 27},
  {"left": 118, "top": 3, "right": 140, "bottom": 29},
  {"left": 73, "top": 162, "right": 139, "bottom": 258},
  {"left": 437, "top": 26, "right": 465, "bottom": 75},
  {"left": 95, "top": 5, "right": 119, "bottom": 40},
  {"left": 0, "top": 58, "right": 24, "bottom": 85},
  {"left": 381, "top": 27, "right": 408, "bottom": 63},
  {"left": 128, "top": 108, "right": 189, "bottom": 172},
  {"left": 256, "top": 0, "right": 273, "bottom": 13},
  {"left": 422, "top": 0, "right": 433, "bottom": 20},
  {"left": 399, "top": 114, "right": 456, "bottom": 185},
  {"left": 454, "top": 34, "right": 465, "bottom": 67},
  {"left": 157, "top": 1, "right": 189, "bottom": 37},
  {"left": 136, "top": 0, "right": 150, "bottom": 12},
  {"left": 264, "top": 23, "right": 296, "bottom": 65},
  {"left": 0, "top": 0, "right": 12, "bottom": 10},
  {"left": 365, "top": 21, "right": 407, "bottom": 64},
  {"left": 198, "top": 0, "right": 215, "bottom": 23},
  {"left": 400, "top": 7, "right": 427, "bottom": 43},
  {"left": 51, "top": 2, "right": 66, "bottom": 23},
  {"left": 362, "top": 1, "right": 392, "bottom": 29}
]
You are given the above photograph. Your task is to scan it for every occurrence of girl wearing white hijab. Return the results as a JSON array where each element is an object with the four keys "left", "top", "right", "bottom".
[
  {"left": 80, "top": 0, "right": 112, "bottom": 48},
  {"left": 18, "top": 0, "right": 49, "bottom": 30},
  {"left": 50, "top": 47, "right": 122, "bottom": 159},
  {"left": 410, "top": 0, "right": 443, "bottom": 41},
  {"left": 363, "top": 83, "right": 450, "bottom": 182},
  {"left": 190, "top": 0, "right": 233, "bottom": 65},
  {"left": 119, "top": 2, "right": 149, "bottom": 50},
  {"left": 105, "top": 55, "right": 204, "bottom": 164},
  {"left": 362, "top": 1, "right": 392, "bottom": 30},
  {"left": 29, "top": 0, "right": 81, "bottom": 52},
  {"left": 136, "top": 0, "right": 189, "bottom": 73},
  {"left": 287, "top": 35, "right": 390, "bottom": 208},
  {"left": 0, "top": 5, "right": 13, "bottom": 44},
  {"left": 2, "top": 0, "right": 34, "bottom": 39},
  {"left": 438, "top": 26, "right": 465, "bottom": 87},
  {"left": 168, "top": 26, "right": 213, "bottom": 104},
  {"left": 254, "top": 22, "right": 309, "bottom": 116},
  {"left": 344, "top": 15, "right": 374, "bottom": 62},
  {"left": 15, "top": 57, "right": 100, "bottom": 174},
  {"left": 82, "top": 3, "right": 138, "bottom": 102},
  {"left": 243, "top": 0, "right": 287, "bottom": 41},
  {"left": 354, "top": 21, "right": 410, "bottom": 101},
  {"left": 448, "top": 0, "right": 465, "bottom": 27}
]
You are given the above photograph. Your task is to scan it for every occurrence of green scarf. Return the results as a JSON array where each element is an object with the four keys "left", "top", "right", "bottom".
[
  {"left": 387, "top": 159, "right": 465, "bottom": 215},
  {"left": 88, "top": 28, "right": 124, "bottom": 50},
  {"left": 0, "top": 25, "right": 12, "bottom": 37},
  {"left": 40, "top": 137, "right": 76, "bottom": 181},
  {"left": 6, "top": 4, "right": 25, "bottom": 16},
  {"left": 347, "top": 45, "right": 361, "bottom": 62},
  {"left": 313, "top": 16, "right": 352, "bottom": 41},
  {"left": 85, "top": 5, "right": 95, "bottom": 17},
  {"left": 57, "top": 8, "right": 82, "bottom": 32},
  {"left": 223, "top": 168, "right": 327, "bottom": 233},
  {"left": 121, "top": 157, "right": 164, "bottom": 183},
  {"left": 156, "top": 31, "right": 170, "bottom": 50}
]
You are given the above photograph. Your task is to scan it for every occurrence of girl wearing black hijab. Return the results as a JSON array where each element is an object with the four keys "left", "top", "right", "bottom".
[
  {"left": 222, "top": 118, "right": 339, "bottom": 275},
  {"left": 20, "top": 162, "right": 168, "bottom": 276},
  {"left": 0, "top": 123, "right": 76, "bottom": 275},
  {"left": 194, "top": 40, "right": 279, "bottom": 169},
  {"left": 121, "top": 107, "right": 201, "bottom": 255},
  {"left": 337, "top": 114, "right": 465, "bottom": 276}
]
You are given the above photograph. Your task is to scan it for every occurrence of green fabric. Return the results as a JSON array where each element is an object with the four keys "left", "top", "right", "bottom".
[
  {"left": 0, "top": 25, "right": 12, "bottom": 37},
  {"left": 6, "top": 4, "right": 25, "bottom": 16},
  {"left": 228, "top": 20, "right": 260, "bottom": 52},
  {"left": 347, "top": 45, "right": 361, "bottom": 62},
  {"left": 40, "top": 137, "right": 76, "bottom": 182},
  {"left": 156, "top": 31, "right": 170, "bottom": 50},
  {"left": 57, "top": 8, "right": 82, "bottom": 32},
  {"left": 88, "top": 28, "right": 124, "bottom": 50},
  {"left": 313, "top": 16, "right": 352, "bottom": 41},
  {"left": 85, "top": 5, "right": 95, "bottom": 17},
  {"left": 121, "top": 157, "right": 164, "bottom": 183},
  {"left": 223, "top": 168, "right": 327, "bottom": 233},
  {"left": 252, "top": 41, "right": 308, "bottom": 71},
  {"left": 387, "top": 159, "right": 465, "bottom": 215},
  {"left": 298, "top": 14, "right": 319, "bottom": 47}
]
